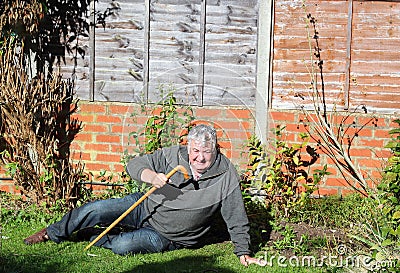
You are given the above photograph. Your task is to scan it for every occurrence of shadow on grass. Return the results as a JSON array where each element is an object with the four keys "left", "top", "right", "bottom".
[
  {"left": 122, "top": 254, "right": 236, "bottom": 273},
  {"left": 245, "top": 199, "right": 274, "bottom": 254},
  {"left": 0, "top": 252, "right": 65, "bottom": 273},
  {"left": 0, "top": 250, "right": 236, "bottom": 273}
]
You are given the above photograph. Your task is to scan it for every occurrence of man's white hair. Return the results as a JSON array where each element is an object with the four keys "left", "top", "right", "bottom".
[{"left": 187, "top": 124, "right": 217, "bottom": 150}]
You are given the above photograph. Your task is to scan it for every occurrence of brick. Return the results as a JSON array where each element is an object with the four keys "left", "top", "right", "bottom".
[
  {"left": 83, "top": 124, "right": 109, "bottom": 133},
  {"left": 74, "top": 133, "right": 93, "bottom": 142},
  {"left": 221, "top": 149, "right": 232, "bottom": 159},
  {"left": 374, "top": 129, "right": 390, "bottom": 139},
  {"left": 109, "top": 105, "right": 132, "bottom": 114},
  {"left": 71, "top": 114, "right": 94, "bottom": 123},
  {"left": 374, "top": 150, "right": 392, "bottom": 159},
  {"left": 84, "top": 143, "right": 110, "bottom": 152},
  {"left": 111, "top": 144, "right": 124, "bottom": 153},
  {"left": 371, "top": 170, "right": 383, "bottom": 180},
  {"left": 111, "top": 125, "right": 124, "bottom": 134},
  {"left": 225, "top": 109, "right": 254, "bottom": 120},
  {"left": 358, "top": 139, "right": 384, "bottom": 147},
  {"left": 0, "top": 184, "right": 11, "bottom": 192},
  {"left": 340, "top": 188, "right": 361, "bottom": 197},
  {"left": 349, "top": 148, "right": 372, "bottom": 157},
  {"left": 344, "top": 127, "right": 372, "bottom": 137},
  {"left": 195, "top": 108, "right": 223, "bottom": 118},
  {"left": 78, "top": 103, "right": 107, "bottom": 114},
  {"left": 218, "top": 141, "right": 232, "bottom": 150},
  {"left": 358, "top": 116, "right": 386, "bottom": 128},
  {"left": 96, "top": 153, "right": 122, "bottom": 163},
  {"left": 96, "top": 115, "right": 122, "bottom": 123},
  {"left": 214, "top": 121, "right": 246, "bottom": 131},
  {"left": 96, "top": 135, "right": 121, "bottom": 143},
  {"left": 84, "top": 163, "right": 112, "bottom": 171},
  {"left": 298, "top": 112, "right": 318, "bottom": 124},
  {"left": 114, "top": 164, "right": 125, "bottom": 173},
  {"left": 285, "top": 123, "right": 303, "bottom": 133},
  {"left": 389, "top": 119, "right": 400, "bottom": 128},
  {"left": 325, "top": 178, "right": 347, "bottom": 187},
  {"left": 314, "top": 187, "right": 339, "bottom": 196},
  {"left": 270, "top": 111, "right": 296, "bottom": 122},
  {"left": 71, "top": 152, "right": 91, "bottom": 161},
  {"left": 242, "top": 121, "right": 253, "bottom": 130},
  {"left": 70, "top": 142, "right": 82, "bottom": 150},
  {"left": 225, "top": 130, "right": 251, "bottom": 140},
  {"left": 191, "top": 120, "right": 215, "bottom": 128},
  {"left": 356, "top": 158, "right": 381, "bottom": 168},
  {"left": 88, "top": 184, "right": 113, "bottom": 192}
]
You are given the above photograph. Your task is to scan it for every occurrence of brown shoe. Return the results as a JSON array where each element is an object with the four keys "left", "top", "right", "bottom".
[{"left": 24, "top": 228, "right": 49, "bottom": 245}]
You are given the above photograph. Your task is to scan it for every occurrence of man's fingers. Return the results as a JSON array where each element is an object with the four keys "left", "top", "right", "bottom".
[
  {"left": 239, "top": 255, "right": 249, "bottom": 267},
  {"left": 255, "top": 259, "right": 267, "bottom": 266},
  {"left": 240, "top": 255, "right": 267, "bottom": 267},
  {"left": 153, "top": 173, "right": 168, "bottom": 188}
]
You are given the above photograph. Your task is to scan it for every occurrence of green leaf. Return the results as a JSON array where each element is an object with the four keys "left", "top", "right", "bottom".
[
  {"left": 392, "top": 211, "right": 400, "bottom": 220},
  {"left": 381, "top": 239, "right": 394, "bottom": 247},
  {"left": 388, "top": 128, "right": 400, "bottom": 135}
]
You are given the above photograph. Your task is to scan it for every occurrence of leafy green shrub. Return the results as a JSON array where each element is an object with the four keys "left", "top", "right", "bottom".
[
  {"left": 372, "top": 119, "right": 400, "bottom": 250},
  {"left": 344, "top": 120, "right": 400, "bottom": 272},
  {"left": 0, "top": 191, "right": 63, "bottom": 226},
  {"left": 243, "top": 126, "right": 329, "bottom": 218},
  {"left": 126, "top": 85, "right": 194, "bottom": 158}
]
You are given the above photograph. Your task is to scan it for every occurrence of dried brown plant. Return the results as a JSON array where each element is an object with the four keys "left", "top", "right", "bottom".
[{"left": 0, "top": 41, "right": 86, "bottom": 209}]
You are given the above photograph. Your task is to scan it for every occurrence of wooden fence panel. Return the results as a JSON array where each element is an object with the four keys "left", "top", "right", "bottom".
[
  {"left": 349, "top": 1, "right": 400, "bottom": 112},
  {"left": 272, "top": 0, "right": 400, "bottom": 113},
  {"left": 64, "top": 0, "right": 258, "bottom": 107},
  {"left": 203, "top": 0, "right": 258, "bottom": 106},
  {"left": 147, "top": 0, "right": 201, "bottom": 104},
  {"left": 94, "top": 0, "right": 146, "bottom": 102},
  {"left": 272, "top": 0, "right": 349, "bottom": 110},
  {"left": 62, "top": 0, "right": 400, "bottom": 113}
]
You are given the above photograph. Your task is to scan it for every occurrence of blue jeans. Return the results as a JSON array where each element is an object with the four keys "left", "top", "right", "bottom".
[{"left": 46, "top": 193, "right": 177, "bottom": 255}]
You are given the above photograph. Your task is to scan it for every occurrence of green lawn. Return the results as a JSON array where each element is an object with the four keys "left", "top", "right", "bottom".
[{"left": 0, "top": 221, "right": 330, "bottom": 273}]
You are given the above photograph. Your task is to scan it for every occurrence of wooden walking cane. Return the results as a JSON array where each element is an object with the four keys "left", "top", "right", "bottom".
[{"left": 84, "top": 165, "right": 189, "bottom": 251}]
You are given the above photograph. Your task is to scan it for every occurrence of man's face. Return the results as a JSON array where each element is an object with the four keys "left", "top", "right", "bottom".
[{"left": 188, "top": 140, "right": 216, "bottom": 174}]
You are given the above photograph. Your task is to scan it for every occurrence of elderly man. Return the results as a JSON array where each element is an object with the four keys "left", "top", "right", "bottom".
[{"left": 24, "top": 124, "right": 265, "bottom": 267}]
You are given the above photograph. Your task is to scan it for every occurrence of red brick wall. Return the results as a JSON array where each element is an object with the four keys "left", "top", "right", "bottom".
[
  {"left": 69, "top": 101, "right": 255, "bottom": 175},
  {"left": 269, "top": 110, "right": 395, "bottom": 196},
  {"left": 0, "top": 101, "right": 395, "bottom": 196}
]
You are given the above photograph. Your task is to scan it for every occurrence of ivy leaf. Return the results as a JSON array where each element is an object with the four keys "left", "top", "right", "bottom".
[
  {"left": 381, "top": 239, "right": 394, "bottom": 247},
  {"left": 392, "top": 211, "right": 400, "bottom": 220}
]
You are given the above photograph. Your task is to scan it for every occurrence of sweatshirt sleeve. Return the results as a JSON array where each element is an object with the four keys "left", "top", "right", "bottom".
[
  {"left": 220, "top": 173, "right": 251, "bottom": 257},
  {"left": 125, "top": 149, "right": 166, "bottom": 185}
]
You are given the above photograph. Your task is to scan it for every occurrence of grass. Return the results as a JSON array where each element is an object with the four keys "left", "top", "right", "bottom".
[
  {"left": 0, "top": 214, "right": 329, "bottom": 273},
  {"left": 4, "top": 192, "right": 377, "bottom": 272},
  {"left": 288, "top": 194, "right": 375, "bottom": 228}
]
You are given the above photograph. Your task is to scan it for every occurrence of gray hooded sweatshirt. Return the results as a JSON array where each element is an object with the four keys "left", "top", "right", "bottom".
[{"left": 126, "top": 145, "right": 251, "bottom": 257}]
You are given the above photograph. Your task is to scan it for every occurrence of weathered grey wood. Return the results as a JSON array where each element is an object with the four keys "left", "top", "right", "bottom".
[
  {"left": 203, "top": 85, "right": 256, "bottom": 106},
  {"left": 143, "top": 0, "right": 150, "bottom": 101},
  {"left": 147, "top": 83, "right": 199, "bottom": 104},
  {"left": 66, "top": 0, "right": 258, "bottom": 107},
  {"left": 197, "top": 0, "right": 206, "bottom": 106}
]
